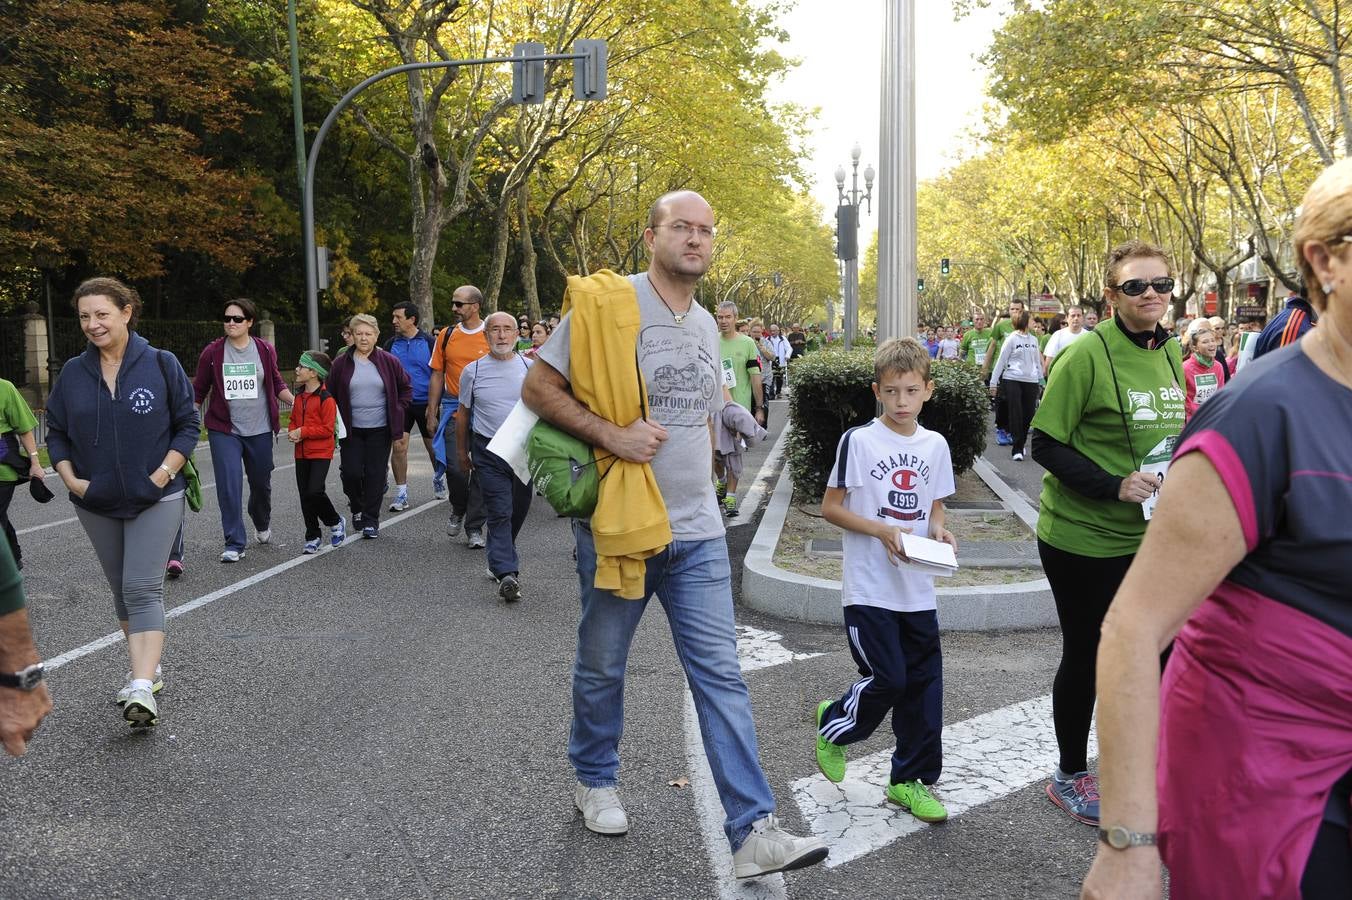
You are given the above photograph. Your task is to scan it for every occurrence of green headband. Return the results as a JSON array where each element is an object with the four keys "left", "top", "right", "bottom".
[{"left": 299, "top": 351, "right": 328, "bottom": 379}]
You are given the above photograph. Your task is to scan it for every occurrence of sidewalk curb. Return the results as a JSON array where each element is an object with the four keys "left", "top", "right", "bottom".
[{"left": 741, "top": 449, "right": 1057, "bottom": 631}]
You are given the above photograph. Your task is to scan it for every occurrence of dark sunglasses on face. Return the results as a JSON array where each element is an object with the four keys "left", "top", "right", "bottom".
[
  {"left": 223, "top": 315, "right": 249, "bottom": 324},
  {"left": 1113, "top": 278, "right": 1175, "bottom": 297}
]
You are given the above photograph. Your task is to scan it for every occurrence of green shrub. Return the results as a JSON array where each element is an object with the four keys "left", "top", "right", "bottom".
[{"left": 784, "top": 350, "right": 989, "bottom": 501}]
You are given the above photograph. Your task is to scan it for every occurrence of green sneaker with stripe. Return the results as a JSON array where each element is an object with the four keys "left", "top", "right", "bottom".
[
  {"left": 815, "top": 700, "right": 846, "bottom": 783},
  {"left": 886, "top": 779, "right": 948, "bottom": 823}
]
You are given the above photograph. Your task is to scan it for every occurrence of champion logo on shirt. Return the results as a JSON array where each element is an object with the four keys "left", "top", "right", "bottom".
[{"left": 877, "top": 467, "right": 927, "bottom": 522}]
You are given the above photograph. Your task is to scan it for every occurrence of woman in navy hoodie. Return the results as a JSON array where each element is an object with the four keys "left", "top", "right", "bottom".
[{"left": 46, "top": 278, "right": 200, "bottom": 728}]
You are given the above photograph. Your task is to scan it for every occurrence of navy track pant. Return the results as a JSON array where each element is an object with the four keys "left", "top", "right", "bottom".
[{"left": 818, "top": 604, "right": 943, "bottom": 785}]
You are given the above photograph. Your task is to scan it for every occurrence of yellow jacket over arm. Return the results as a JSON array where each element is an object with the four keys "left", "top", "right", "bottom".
[{"left": 563, "top": 271, "right": 672, "bottom": 598}]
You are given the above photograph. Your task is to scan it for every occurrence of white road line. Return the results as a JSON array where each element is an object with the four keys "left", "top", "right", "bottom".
[
  {"left": 727, "top": 425, "right": 788, "bottom": 529},
  {"left": 42, "top": 497, "right": 442, "bottom": 673},
  {"left": 15, "top": 463, "right": 298, "bottom": 536},
  {"left": 792, "top": 693, "right": 1098, "bottom": 869},
  {"left": 686, "top": 626, "right": 824, "bottom": 899}
]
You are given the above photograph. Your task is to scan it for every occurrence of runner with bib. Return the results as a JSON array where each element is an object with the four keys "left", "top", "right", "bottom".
[{"left": 1028, "top": 240, "right": 1185, "bottom": 826}]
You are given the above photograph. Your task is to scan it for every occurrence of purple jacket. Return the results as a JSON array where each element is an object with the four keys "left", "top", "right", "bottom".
[
  {"left": 193, "top": 336, "right": 288, "bottom": 434},
  {"left": 327, "top": 347, "right": 412, "bottom": 441}
]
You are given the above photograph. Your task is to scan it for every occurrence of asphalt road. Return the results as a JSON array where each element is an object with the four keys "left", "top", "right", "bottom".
[{"left": 0, "top": 406, "right": 1096, "bottom": 900}]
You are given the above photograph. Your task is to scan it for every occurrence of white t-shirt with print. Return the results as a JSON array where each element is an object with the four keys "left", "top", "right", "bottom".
[
  {"left": 827, "top": 420, "right": 956, "bottom": 612},
  {"left": 1043, "top": 327, "right": 1087, "bottom": 360}
]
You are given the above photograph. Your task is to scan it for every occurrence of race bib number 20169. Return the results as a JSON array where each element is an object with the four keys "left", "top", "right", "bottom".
[{"left": 223, "top": 362, "right": 259, "bottom": 401}]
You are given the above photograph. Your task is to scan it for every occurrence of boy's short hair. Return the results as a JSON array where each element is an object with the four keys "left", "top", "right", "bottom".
[{"left": 874, "top": 337, "right": 931, "bottom": 383}]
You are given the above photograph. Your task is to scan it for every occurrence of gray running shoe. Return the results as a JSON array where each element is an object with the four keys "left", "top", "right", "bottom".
[
  {"left": 447, "top": 514, "right": 464, "bottom": 537},
  {"left": 498, "top": 574, "right": 521, "bottom": 603},
  {"left": 467, "top": 529, "right": 486, "bottom": 549}
]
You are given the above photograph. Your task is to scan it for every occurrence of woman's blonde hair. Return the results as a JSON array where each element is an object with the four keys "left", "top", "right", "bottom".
[
  {"left": 347, "top": 313, "right": 379, "bottom": 334},
  {"left": 1292, "top": 158, "right": 1352, "bottom": 313}
]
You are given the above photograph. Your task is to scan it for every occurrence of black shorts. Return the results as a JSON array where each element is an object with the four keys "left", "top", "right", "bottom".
[{"left": 403, "top": 403, "right": 432, "bottom": 437}]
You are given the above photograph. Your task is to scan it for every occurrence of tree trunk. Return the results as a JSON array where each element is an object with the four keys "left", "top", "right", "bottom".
[
  {"left": 482, "top": 201, "right": 512, "bottom": 313},
  {"left": 517, "top": 182, "right": 541, "bottom": 323}
]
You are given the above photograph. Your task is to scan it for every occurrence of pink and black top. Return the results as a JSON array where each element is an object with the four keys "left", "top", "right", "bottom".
[{"left": 1160, "top": 343, "right": 1351, "bottom": 898}]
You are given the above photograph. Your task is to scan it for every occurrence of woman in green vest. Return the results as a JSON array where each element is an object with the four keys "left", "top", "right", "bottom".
[{"left": 1029, "top": 240, "right": 1186, "bottom": 827}]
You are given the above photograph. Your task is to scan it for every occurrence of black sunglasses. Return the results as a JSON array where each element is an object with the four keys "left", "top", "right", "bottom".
[
  {"left": 1112, "top": 278, "right": 1175, "bottom": 296},
  {"left": 222, "top": 315, "right": 249, "bottom": 324}
]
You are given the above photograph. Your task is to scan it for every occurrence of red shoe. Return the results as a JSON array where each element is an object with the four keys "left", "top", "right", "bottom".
[{"left": 166, "top": 560, "right": 184, "bottom": 579}]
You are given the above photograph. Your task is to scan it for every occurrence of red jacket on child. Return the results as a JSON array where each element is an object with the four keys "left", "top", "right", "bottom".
[{"left": 290, "top": 387, "right": 337, "bottom": 460}]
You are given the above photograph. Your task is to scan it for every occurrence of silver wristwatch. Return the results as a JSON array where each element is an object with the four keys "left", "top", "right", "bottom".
[
  {"left": 0, "top": 662, "right": 46, "bottom": 691},
  {"left": 1098, "top": 825, "right": 1157, "bottom": 850}
]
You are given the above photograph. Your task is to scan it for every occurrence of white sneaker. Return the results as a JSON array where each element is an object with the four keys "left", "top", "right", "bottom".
[
  {"left": 114, "top": 668, "right": 163, "bottom": 706},
  {"left": 220, "top": 549, "right": 244, "bottom": 563},
  {"left": 467, "top": 529, "right": 486, "bottom": 550},
  {"left": 574, "top": 784, "right": 629, "bottom": 835},
  {"left": 389, "top": 490, "right": 409, "bottom": 512},
  {"left": 731, "top": 814, "right": 828, "bottom": 879},
  {"left": 1012, "top": 452, "right": 1025, "bottom": 462},
  {"left": 122, "top": 687, "right": 159, "bottom": 727},
  {"left": 432, "top": 475, "right": 447, "bottom": 499},
  {"left": 256, "top": 528, "right": 271, "bottom": 544}
]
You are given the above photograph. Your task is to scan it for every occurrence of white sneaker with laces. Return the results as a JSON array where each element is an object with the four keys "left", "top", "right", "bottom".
[
  {"left": 731, "top": 814, "right": 828, "bottom": 879},
  {"left": 467, "top": 529, "right": 486, "bottom": 550},
  {"left": 220, "top": 549, "right": 244, "bottom": 563},
  {"left": 256, "top": 528, "right": 271, "bottom": 544},
  {"left": 574, "top": 783, "right": 629, "bottom": 835},
  {"left": 1012, "top": 452, "right": 1025, "bottom": 462}
]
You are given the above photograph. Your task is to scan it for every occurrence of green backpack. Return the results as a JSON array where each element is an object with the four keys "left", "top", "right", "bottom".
[{"left": 526, "top": 422, "right": 613, "bottom": 519}]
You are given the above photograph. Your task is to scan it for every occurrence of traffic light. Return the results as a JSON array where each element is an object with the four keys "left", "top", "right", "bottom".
[
  {"left": 917, "top": 277, "right": 925, "bottom": 293},
  {"left": 941, "top": 257, "right": 950, "bottom": 275}
]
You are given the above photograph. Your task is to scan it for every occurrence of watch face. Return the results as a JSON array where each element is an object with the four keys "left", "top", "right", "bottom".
[{"left": 1108, "top": 826, "right": 1131, "bottom": 849}]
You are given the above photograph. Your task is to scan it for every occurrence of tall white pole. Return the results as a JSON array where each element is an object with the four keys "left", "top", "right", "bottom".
[{"left": 877, "top": 0, "right": 916, "bottom": 342}]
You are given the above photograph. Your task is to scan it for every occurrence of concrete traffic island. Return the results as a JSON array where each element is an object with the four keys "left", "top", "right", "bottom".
[{"left": 741, "top": 449, "right": 1057, "bottom": 631}]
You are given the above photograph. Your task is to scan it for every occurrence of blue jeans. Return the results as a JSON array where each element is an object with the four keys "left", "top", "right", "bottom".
[
  {"left": 208, "top": 430, "right": 274, "bottom": 552},
  {"left": 568, "top": 522, "right": 775, "bottom": 850},
  {"left": 471, "top": 433, "right": 531, "bottom": 579}
]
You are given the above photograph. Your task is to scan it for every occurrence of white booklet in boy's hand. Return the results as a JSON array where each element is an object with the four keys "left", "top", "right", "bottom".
[{"left": 899, "top": 532, "right": 959, "bottom": 577}]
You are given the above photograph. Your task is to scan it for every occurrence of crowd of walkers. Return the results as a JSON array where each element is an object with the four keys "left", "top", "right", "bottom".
[{"left": 0, "top": 168, "right": 1348, "bottom": 895}]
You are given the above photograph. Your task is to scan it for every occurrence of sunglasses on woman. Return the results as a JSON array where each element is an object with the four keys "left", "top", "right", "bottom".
[
  {"left": 1111, "top": 278, "right": 1175, "bottom": 296},
  {"left": 222, "top": 315, "right": 249, "bottom": 323}
]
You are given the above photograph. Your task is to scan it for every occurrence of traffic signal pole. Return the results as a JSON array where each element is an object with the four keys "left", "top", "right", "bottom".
[
  {"left": 302, "top": 44, "right": 606, "bottom": 350},
  {"left": 876, "top": 0, "right": 916, "bottom": 343}
]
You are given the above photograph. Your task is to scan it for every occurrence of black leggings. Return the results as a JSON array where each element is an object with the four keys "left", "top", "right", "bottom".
[
  {"left": 1038, "top": 539, "right": 1136, "bottom": 775},
  {"left": 295, "top": 458, "right": 340, "bottom": 539},
  {"left": 1002, "top": 379, "right": 1040, "bottom": 455}
]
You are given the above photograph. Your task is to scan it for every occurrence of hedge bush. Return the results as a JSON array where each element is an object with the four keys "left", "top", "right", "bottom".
[{"left": 784, "top": 349, "right": 989, "bottom": 501}]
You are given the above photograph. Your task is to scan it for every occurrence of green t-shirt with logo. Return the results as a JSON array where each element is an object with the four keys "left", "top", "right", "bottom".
[
  {"left": 986, "top": 319, "right": 1017, "bottom": 370},
  {"left": 1031, "top": 319, "right": 1185, "bottom": 557},
  {"left": 0, "top": 378, "right": 38, "bottom": 483},
  {"left": 959, "top": 328, "right": 994, "bottom": 367},
  {"left": 719, "top": 333, "right": 761, "bottom": 411}
]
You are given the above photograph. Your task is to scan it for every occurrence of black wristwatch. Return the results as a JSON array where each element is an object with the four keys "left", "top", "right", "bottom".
[
  {"left": 1098, "top": 825, "right": 1157, "bottom": 850},
  {"left": 0, "top": 662, "right": 45, "bottom": 691}
]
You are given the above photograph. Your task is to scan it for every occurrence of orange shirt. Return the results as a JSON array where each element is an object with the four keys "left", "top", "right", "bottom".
[{"left": 430, "top": 322, "right": 489, "bottom": 397}]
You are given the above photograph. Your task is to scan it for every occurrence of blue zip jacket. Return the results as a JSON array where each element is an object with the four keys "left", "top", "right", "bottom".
[
  {"left": 46, "top": 332, "right": 200, "bottom": 519},
  {"left": 384, "top": 331, "right": 435, "bottom": 402}
]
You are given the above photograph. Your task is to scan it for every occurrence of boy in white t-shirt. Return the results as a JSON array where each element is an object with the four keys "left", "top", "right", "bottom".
[{"left": 813, "top": 337, "right": 958, "bottom": 824}]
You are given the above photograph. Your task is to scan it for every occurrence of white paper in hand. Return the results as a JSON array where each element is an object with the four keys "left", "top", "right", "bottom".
[
  {"left": 486, "top": 400, "right": 540, "bottom": 484},
  {"left": 899, "top": 532, "right": 958, "bottom": 576}
]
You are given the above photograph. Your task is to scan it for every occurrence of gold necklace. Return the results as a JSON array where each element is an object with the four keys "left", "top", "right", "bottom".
[{"left": 648, "top": 275, "right": 690, "bottom": 325}]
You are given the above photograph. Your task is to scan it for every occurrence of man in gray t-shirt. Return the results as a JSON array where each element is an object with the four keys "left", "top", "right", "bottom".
[
  {"left": 458, "top": 312, "right": 533, "bottom": 602},
  {"left": 523, "top": 190, "right": 826, "bottom": 878}
]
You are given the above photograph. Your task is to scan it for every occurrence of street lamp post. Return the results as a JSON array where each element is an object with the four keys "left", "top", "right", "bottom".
[{"left": 834, "top": 143, "right": 875, "bottom": 350}]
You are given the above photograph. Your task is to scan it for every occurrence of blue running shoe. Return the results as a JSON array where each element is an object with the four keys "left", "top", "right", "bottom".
[
  {"left": 996, "top": 428, "right": 1013, "bottom": 446},
  {"left": 330, "top": 517, "right": 346, "bottom": 547},
  {"left": 1046, "top": 770, "right": 1100, "bottom": 825}
]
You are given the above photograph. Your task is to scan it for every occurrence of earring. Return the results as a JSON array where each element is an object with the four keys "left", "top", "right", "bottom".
[{"left": 1322, "top": 282, "right": 1334, "bottom": 294}]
